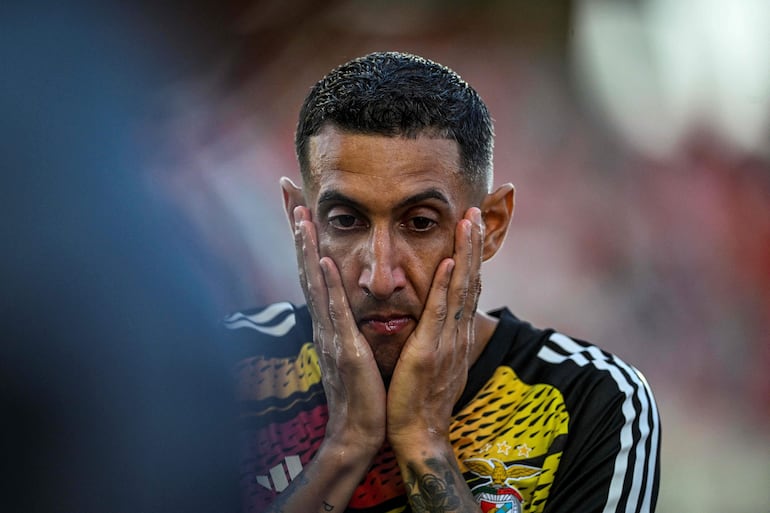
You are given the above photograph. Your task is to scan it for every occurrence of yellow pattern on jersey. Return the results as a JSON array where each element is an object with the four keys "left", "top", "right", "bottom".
[
  {"left": 451, "top": 366, "right": 569, "bottom": 512},
  {"left": 238, "top": 344, "right": 569, "bottom": 513},
  {"left": 234, "top": 342, "right": 321, "bottom": 402}
]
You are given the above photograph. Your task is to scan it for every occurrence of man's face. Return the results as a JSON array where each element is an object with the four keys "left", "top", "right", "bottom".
[{"left": 304, "top": 125, "right": 478, "bottom": 379}]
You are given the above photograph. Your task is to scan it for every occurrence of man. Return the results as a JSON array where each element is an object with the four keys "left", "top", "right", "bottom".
[{"left": 226, "top": 52, "right": 660, "bottom": 513}]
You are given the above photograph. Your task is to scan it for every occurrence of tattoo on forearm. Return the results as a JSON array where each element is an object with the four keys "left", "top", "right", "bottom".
[{"left": 404, "top": 460, "right": 462, "bottom": 513}]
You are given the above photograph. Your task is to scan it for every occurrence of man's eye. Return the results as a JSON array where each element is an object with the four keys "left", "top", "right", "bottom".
[
  {"left": 407, "top": 217, "right": 437, "bottom": 232},
  {"left": 329, "top": 215, "right": 363, "bottom": 229}
]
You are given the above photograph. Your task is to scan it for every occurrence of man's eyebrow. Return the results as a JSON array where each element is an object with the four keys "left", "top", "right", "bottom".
[
  {"left": 317, "top": 190, "right": 366, "bottom": 211},
  {"left": 396, "top": 188, "right": 450, "bottom": 210},
  {"left": 317, "top": 188, "right": 450, "bottom": 211}
]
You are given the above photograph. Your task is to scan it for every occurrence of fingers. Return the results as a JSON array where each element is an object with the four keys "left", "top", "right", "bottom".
[
  {"left": 293, "top": 206, "right": 366, "bottom": 356},
  {"left": 293, "top": 206, "right": 332, "bottom": 336},
  {"left": 393, "top": 208, "right": 483, "bottom": 423},
  {"left": 293, "top": 215, "right": 386, "bottom": 449},
  {"left": 464, "top": 207, "right": 484, "bottom": 321},
  {"left": 319, "top": 257, "right": 367, "bottom": 350},
  {"left": 444, "top": 207, "right": 483, "bottom": 327},
  {"left": 413, "top": 257, "right": 455, "bottom": 346},
  {"left": 463, "top": 209, "right": 484, "bottom": 358},
  {"left": 412, "top": 207, "right": 484, "bottom": 351},
  {"left": 445, "top": 208, "right": 483, "bottom": 358}
]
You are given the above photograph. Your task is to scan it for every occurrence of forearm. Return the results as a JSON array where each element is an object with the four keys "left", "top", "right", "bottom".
[
  {"left": 264, "top": 440, "right": 375, "bottom": 513},
  {"left": 395, "top": 443, "right": 480, "bottom": 513}
]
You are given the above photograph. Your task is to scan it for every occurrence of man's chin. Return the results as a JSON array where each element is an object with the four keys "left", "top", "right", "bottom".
[
  {"left": 373, "top": 356, "right": 396, "bottom": 388},
  {"left": 363, "top": 334, "right": 407, "bottom": 386}
]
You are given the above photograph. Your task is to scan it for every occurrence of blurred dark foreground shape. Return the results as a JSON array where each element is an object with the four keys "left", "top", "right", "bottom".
[{"left": 0, "top": 3, "right": 240, "bottom": 512}]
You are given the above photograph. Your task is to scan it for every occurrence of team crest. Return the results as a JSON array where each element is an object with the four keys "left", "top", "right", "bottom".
[{"left": 464, "top": 458, "right": 542, "bottom": 513}]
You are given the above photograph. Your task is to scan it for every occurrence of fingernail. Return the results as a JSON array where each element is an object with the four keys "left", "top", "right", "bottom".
[{"left": 294, "top": 206, "right": 304, "bottom": 226}]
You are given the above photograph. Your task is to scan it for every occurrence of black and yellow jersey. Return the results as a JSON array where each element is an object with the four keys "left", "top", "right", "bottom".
[{"left": 225, "top": 302, "right": 660, "bottom": 513}]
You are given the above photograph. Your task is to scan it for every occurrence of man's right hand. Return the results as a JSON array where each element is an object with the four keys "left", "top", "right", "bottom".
[
  {"left": 293, "top": 205, "right": 387, "bottom": 456},
  {"left": 259, "top": 205, "right": 386, "bottom": 513}
]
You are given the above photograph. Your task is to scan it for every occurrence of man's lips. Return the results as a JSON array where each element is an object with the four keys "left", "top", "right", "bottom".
[{"left": 360, "top": 315, "right": 414, "bottom": 336}]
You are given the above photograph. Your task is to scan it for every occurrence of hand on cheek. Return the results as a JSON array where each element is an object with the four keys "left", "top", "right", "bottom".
[
  {"left": 386, "top": 207, "right": 484, "bottom": 452},
  {"left": 292, "top": 206, "right": 387, "bottom": 455}
]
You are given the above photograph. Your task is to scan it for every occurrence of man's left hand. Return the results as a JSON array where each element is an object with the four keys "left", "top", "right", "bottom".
[{"left": 386, "top": 207, "right": 485, "bottom": 452}]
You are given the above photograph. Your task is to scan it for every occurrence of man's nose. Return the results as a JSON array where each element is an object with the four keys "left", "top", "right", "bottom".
[{"left": 357, "top": 228, "right": 406, "bottom": 300}]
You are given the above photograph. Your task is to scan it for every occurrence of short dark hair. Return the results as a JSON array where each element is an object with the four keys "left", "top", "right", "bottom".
[{"left": 295, "top": 51, "right": 494, "bottom": 190}]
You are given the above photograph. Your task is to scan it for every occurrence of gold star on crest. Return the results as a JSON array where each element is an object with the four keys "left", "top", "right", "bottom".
[
  {"left": 516, "top": 444, "right": 533, "bottom": 458},
  {"left": 496, "top": 440, "right": 511, "bottom": 455}
]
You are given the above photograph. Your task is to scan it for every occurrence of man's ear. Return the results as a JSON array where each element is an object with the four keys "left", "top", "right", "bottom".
[
  {"left": 480, "top": 183, "right": 515, "bottom": 261},
  {"left": 280, "top": 176, "right": 305, "bottom": 228}
]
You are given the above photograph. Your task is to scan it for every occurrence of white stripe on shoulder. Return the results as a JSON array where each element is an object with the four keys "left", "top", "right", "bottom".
[
  {"left": 224, "top": 314, "right": 296, "bottom": 336},
  {"left": 224, "top": 302, "right": 296, "bottom": 336},
  {"left": 228, "top": 301, "right": 294, "bottom": 325},
  {"left": 538, "top": 332, "right": 660, "bottom": 513}
]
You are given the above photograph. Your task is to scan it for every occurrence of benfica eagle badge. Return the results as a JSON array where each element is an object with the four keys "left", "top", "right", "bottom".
[
  {"left": 464, "top": 458, "right": 542, "bottom": 513},
  {"left": 473, "top": 485, "right": 523, "bottom": 513}
]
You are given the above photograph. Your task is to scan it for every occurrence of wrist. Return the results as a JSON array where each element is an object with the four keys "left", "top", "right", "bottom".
[
  {"left": 321, "top": 430, "right": 383, "bottom": 467},
  {"left": 388, "top": 429, "right": 452, "bottom": 461}
]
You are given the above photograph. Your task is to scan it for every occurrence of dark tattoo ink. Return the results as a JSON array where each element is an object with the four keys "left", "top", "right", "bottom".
[{"left": 405, "top": 460, "right": 462, "bottom": 513}]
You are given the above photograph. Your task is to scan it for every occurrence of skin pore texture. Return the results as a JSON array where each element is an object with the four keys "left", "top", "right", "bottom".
[{"left": 278, "top": 124, "right": 515, "bottom": 513}]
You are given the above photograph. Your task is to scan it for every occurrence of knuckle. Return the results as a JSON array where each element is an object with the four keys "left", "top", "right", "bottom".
[
  {"left": 434, "top": 302, "right": 449, "bottom": 322},
  {"left": 327, "top": 298, "right": 340, "bottom": 321},
  {"left": 472, "top": 279, "right": 482, "bottom": 311},
  {"left": 454, "top": 285, "right": 469, "bottom": 307}
]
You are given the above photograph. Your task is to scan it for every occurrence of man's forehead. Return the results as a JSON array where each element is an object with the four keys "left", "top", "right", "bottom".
[{"left": 304, "top": 127, "right": 463, "bottom": 190}]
